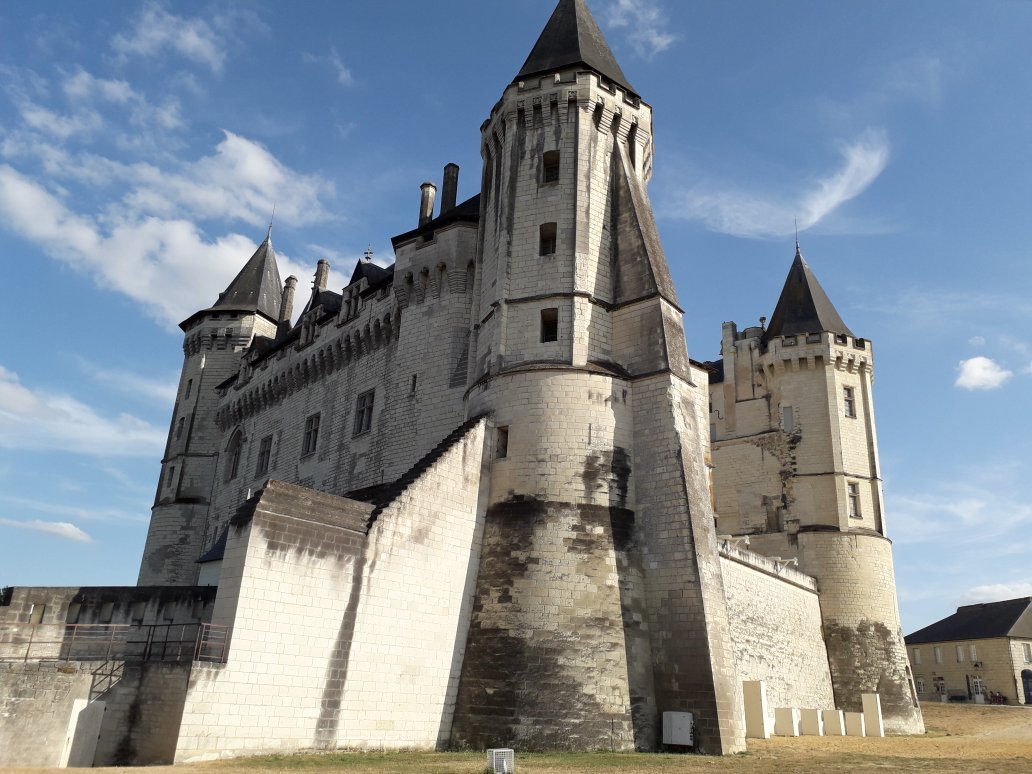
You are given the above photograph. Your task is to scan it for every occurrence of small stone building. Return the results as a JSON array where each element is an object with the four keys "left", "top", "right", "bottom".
[
  {"left": 906, "top": 597, "right": 1032, "bottom": 704},
  {"left": 0, "top": 0, "right": 923, "bottom": 765}
]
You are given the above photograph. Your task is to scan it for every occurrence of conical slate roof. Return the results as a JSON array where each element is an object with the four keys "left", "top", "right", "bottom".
[
  {"left": 515, "top": 0, "right": 636, "bottom": 97},
  {"left": 214, "top": 235, "right": 283, "bottom": 320},
  {"left": 763, "top": 248, "right": 853, "bottom": 342}
]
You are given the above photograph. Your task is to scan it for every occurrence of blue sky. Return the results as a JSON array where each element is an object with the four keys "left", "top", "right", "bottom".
[{"left": 0, "top": 0, "right": 1029, "bottom": 634}]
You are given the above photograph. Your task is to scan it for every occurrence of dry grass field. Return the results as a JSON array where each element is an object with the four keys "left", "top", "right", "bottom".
[{"left": 11, "top": 702, "right": 1032, "bottom": 774}]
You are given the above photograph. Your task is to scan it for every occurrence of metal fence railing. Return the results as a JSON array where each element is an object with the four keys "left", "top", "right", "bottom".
[{"left": 0, "top": 622, "right": 230, "bottom": 664}]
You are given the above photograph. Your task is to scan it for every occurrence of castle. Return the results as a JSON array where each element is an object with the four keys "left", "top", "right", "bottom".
[{"left": 0, "top": 0, "right": 923, "bottom": 765}]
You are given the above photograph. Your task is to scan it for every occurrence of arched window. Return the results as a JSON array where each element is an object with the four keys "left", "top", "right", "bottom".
[{"left": 226, "top": 430, "right": 244, "bottom": 481}]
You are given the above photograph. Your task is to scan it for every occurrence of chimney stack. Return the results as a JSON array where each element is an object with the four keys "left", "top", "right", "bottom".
[
  {"left": 419, "top": 182, "right": 437, "bottom": 226},
  {"left": 441, "top": 163, "right": 459, "bottom": 214},
  {"left": 278, "top": 275, "right": 298, "bottom": 333},
  {"left": 313, "top": 259, "right": 330, "bottom": 291}
]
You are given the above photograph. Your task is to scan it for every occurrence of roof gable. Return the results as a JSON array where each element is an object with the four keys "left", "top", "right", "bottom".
[{"left": 905, "top": 597, "right": 1032, "bottom": 644}]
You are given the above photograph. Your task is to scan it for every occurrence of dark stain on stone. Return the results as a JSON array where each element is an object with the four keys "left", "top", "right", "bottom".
[{"left": 580, "top": 447, "right": 632, "bottom": 508}]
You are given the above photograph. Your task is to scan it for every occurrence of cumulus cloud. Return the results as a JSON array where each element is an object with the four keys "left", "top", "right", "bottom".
[
  {"left": 604, "top": 0, "right": 678, "bottom": 58},
  {"left": 0, "top": 365, "right": 165, "bottom": 457},
  {"left": 664, "top": 129, "right": 889, "bottom": 238},
  {"left": 955, "top": 356, "right": 1012, "bottom": 390},
  {"left": 112, "top": 4, "right": 226, "bottom": 72},
  {"left": 961, "top": 582, "right": 1032, "bottom": 604},
  {"left": 0, "top": 517, "right": 93, "bottom": 543}
]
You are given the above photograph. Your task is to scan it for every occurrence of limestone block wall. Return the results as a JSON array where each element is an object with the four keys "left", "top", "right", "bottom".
[
  {"left": 0, "top": 661, "right": 92, "bottom": 767},
  {"left": 718, "top": 549, "right": 835, "bottom": 713},
  {"left": 797, "top": 532, "right": 924, "bottom": 733},
  {"left": 93, "top": 662, "right": 193, "bottom": 766},
  {"left": 176, "top": 419, "right": 489, "bottom": 761}
]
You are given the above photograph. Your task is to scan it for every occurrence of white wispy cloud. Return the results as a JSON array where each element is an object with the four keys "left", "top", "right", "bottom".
[
  {"left": 0, "top": 494, "right": 146, "bottom": 523},
  {"left": 112, "top": 3, "right": 226, "bottom": 72},
  {"left": 604, "top": 0, "right": 678, "bottom": 58},
  {"left": 968, "top": 335, "right": 986, "bottom": 347},
  {"left": 303, "top": 48, "right": 355, "bottom": 86},
  {"left": 664, "top": 129, "right": 889, "bottom": 238},
  {"left": 0, "top": 365, "right": 165, "bottom": 457},
  {"left": 0, "top": 517, "right": 93, "bottom": 543},
  {"left": 77, "top": 359, "right": 179, "bottom": 407},
  {"left": 961, "top": 582, "right": 1032, "bottom": 604},
  {"left": 955, "top": 356, "right": 1012, "bottom": 390}
]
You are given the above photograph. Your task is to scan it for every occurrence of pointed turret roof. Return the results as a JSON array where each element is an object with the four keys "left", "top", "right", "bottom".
[
  {"left": 179, "top": 234, "right": 283, "bottom": 330},
  {"left": 763, "top": 247, "right": 853, "bottom": 342},
  {"left": 515, "top": 0, "right": 636, "bottom": 97}
]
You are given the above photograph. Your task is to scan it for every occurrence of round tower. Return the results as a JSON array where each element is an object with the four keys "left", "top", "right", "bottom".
[
  {"left": 719, "top": 249, "right": 924, "bottom": 733},
  {"left": 138, "top": 234, "right": 283, "bottom": 586},
  {"left": 451, "top": 0, "right": 744, "bottom": 754}
]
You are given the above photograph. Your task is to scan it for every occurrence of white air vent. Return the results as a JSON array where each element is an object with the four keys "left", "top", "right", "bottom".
[
  {"left": 662, "top": 711, "right": 694, "bottom": 745},
  {"left": 486, "top": 748, "right": 515, "bottom": 773}
]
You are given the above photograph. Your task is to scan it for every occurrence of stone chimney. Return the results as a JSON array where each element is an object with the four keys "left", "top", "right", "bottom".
[
  {"left": 313, "top": 260, "right": 330, "bottom": 291},
  {"left": 277, "top": 276, "right": 297, "bottom": 337},
  {"left": 441, "top": 163, "right": 459, "bottom": 214},
  {"left": 419, "top": 182, "right": 437, "bottom": 226}
]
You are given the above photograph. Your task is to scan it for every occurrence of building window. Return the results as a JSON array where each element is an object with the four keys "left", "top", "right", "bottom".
[
  {"left": 543, "top": 150, "right": 560, "bottom": 183},
  {"left": 970, "top": 644, "right": 978, "bottom": 661},
  {"left": 539, "top": 222, "right": 557, "bottom": 256},
  {"left": 176, "top": 417, "right": 185, "bottom": 441},
  {"left": 410, "top": 374, "right": 418, "bottom": 394},
  {"left": 540, "top": 308, "right": 559, "bottom": 343},
  {"left": 843, "top": 386, "right": 857, "bottom": 418},
  {"left": 916, "top": 678, "right": 925, "bottom": 695},
  {"left": 167, "top": 465, "right": 176, "bottom": 490},
  {"left": 913, "top": 648, "right": 922, "bottom": 666},
  {"left": 255, "top": 435, "right": 273, "bottom": 475},
  {"left": 782, "top": 405, "right": 795, "bottom": 432},
  {"left": 956, "top": 644, "right": 965, "bottom": 663},
  {"left": 184, "top": 379, "right": 193, "bottom": 399},
  {"left": 226, "top": 432, "right": 243, "bottom": 480},
  {"left": 353, "top": 390, "right": 374, "bottom": 436},
  {"left": 934, "top": 646, "right": 943, "bottom": 664},
  {"left": 496, "top": 426, "right": 509, "bottom": 459},
  {"left": 847, "top": 482, "right": 861, "bottom": 518},
  {"left": 302, "top": 414, "right": 320, "bottom": 456},
  {"left": 1023, "top": 643, "right": 1032, "bottom": 663},
  {"left": 934, "top": 676, "right": 945, "bottom": 694},
  {"left": 28, "top": 604, "right": 45, "bottom": 625},
  {"left": 972, "top": 676, "right": 985, "bottom": 696}
]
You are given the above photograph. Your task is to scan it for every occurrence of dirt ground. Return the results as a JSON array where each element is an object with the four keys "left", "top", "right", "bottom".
[{"left": 8, "top": 702, "right": 1032, "bottom": 774}]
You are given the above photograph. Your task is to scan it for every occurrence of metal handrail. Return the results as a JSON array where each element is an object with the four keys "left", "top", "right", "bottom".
[{"left": 0, "top": 622, "right": 230, "bottom": 663}]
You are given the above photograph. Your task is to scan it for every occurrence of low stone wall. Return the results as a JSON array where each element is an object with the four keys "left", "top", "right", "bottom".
[{"left": 719, "top": 547, "right": 836, "bottom": 714}]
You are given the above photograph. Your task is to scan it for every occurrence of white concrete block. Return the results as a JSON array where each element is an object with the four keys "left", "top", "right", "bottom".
[
  {"left": 844, "top": 711, "right": 866, "bottom": 737},
  {"left": 799, "top": 708, "right": 823, "bottom": 736},
  {"left": 862, "top": 693, "right": 884, "bottom": 737},
  {"left": 743, "top": 680, "right": 771, "bottom": 739},
  {"left": 821, "top": 709, "right": 845, "bottom": 736},
  {"left": 774, "top": 707, "right": 800, "bottom": 737},
  {"left": 61, "top": 699, "right": 106, "bottom": 767}
]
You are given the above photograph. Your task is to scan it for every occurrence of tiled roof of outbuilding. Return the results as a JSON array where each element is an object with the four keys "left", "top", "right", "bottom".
[{"left": 905, "top": 597, "right": 1032, "bottom": 644}]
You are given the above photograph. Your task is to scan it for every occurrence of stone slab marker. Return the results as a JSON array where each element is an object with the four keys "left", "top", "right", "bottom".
[
  {"left": 799, "top": 708, "right": 824, "bottom": 736},
  {"left": 773, "top": 707, "right": 800, "bottom": 737},
  {"left": 821, "top": 709, "right": 845, "bottom": 736},
  {"left": 60, "top": 699, "right": 105, "bottom": 767},
  {"left": 862, "top": 693, "right": 884, "bottom": 737},
  {"left": 742, "top": 681, "right": 771, "bottom": 739},
  {"left": 844, "top": 711, "right": 866, "bottom": 737}
]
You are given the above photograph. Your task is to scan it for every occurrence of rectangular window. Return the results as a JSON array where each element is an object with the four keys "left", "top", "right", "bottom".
[
  {"left": 540, "top": 308, "right": 559, "bottom": 343},
  {"left": 956, "top": 645, "right": 965, "bottom": 662},
  {"left": 99, "top": 602, "right": 114, "bottom": 623},
  {"left": 130, "top": 601, "right": 146, "bottom": 624},
  {"left": 255, "top": 435, "right": 273, "bottom": 475},
  {"left": 843, "top": 386, "right": 857, "bottom": 418},
  {"left": 916, "top": 678, "right": 925, "bottom": 695},
  {"left": 970, "top": 644, "right": 978, "bottom": 661},
  {"left": 28, "top": 604, "right": 45, "bottom": 625},
  {"left": 934, "top": 646, "right": 943, "bottom": 664},
  {"left": 184, "top": 379, "right": 193, "bottom": 399},
  {"left": 496, "top": 426, "right": 509, "bottom": 459},
  {"left": 542, "top": 150, "right": 560, "bottom": 183},
  {"left": 782, "top": 405, "right": 795, "bottom": 432},
  {"left": 934, "top": 676, "right": 945, "bottom": 694},
  {"left": 302, "top": 413, "right": 320, "bottom": 456},
  {"left": 176, "top": 417, "right": 185, "bottom": 440},
  {"left": 166, "top": 465, "right": 176, "bottom": 490},
  {"left": 1023, "top": 643, "right": 1031, "bottom": 663},
  {"left": 913, "top": 648, "right": 922, "bottom": 666},
  {"left": 539, "top": 222, "right": 557, "bottom": 256},
  {"left": 847, "top": 482, "right": 861, "bottom": 518},
  {"left": 353, "top": 390, "right": 375, "bottom": 435}
]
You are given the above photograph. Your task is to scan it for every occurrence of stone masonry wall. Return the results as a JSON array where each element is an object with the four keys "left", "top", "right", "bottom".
[
  {"left": 0, "top": 661, "right": 92, "bottom": 767},
  {"left": 719, "top": 551, "right": 835, "bottom": 713}
]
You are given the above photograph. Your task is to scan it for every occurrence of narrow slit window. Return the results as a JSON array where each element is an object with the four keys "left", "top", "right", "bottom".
[
  {"left": 540, "top": 308, "right": 559, "bottom": 343},
  {"left": 184, "top": 379, "right": 193, "bottom": 399},
  {"left": 543, "top": 150, "right": 560, "bottom": 183},
  {"left": 496, "top": 426, "right": 509, "bottom": 459},
  {"left": 226, "top": 431, "right": 243, "bottom": 479},
  {"left": 843, "top": 386, "right": 857, "bottom": 418},
  {"left": 302, "top": 414, "right": 320, "bottom": 456},
  {"left": 255, "top": 435, "right": 273, "bottom": 475},
  {"left": 782, "top": 405, "right": 794, "bottom": 432},
  {"left": 539, "top": 222, "right": 557, "bottom": 256},
  {"left": 847, "top": 482, "right": 861, "bottom": 518},
  {"left": 176, "top": 417, "right": 185, "bottom": 440},
  {"left": 354, "top": 390, "right": 375, "bottom": 435}
]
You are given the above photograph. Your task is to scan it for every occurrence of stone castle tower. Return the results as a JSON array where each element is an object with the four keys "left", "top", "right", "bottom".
[
  {"left": 2, "top": 0, "right": 921, "bottom": 765},
  {"left": 709, "top": 245, "right": 924, "bottom": 734}
]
